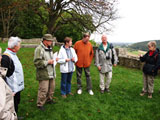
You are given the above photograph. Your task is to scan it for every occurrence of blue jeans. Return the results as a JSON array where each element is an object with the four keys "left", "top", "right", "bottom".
[{"left": 61, "top": 72, "right": 73, "bottom": 95}]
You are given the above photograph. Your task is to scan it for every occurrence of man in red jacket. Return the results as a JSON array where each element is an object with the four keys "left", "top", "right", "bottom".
[{"left": 74, "top": 32, "right": 94, "bottom": 95}]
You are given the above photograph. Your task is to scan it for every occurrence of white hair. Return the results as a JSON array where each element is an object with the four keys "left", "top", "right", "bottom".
[
  {"left": 8, "top": 37, "right": 21, "bottom": 49},
  {"left": 101, "top": 34, "right": 107, "bottom": 38}
]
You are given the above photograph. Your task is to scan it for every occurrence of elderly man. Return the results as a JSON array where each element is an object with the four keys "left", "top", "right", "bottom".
[
  {"left": 0, "top": 48, "right": 17, "bottom": 120},
  {"left": 1, "top": 37, "right": 24, "bottom": 118},
  {"left": 74, "top": 32, "right": 94, "bottom": 95},
  {"left": 95, "top": 34, "right": 118, "bottom": 93},
  {"left": 34, "top": 34, "right": 56, "bottom": 111}
]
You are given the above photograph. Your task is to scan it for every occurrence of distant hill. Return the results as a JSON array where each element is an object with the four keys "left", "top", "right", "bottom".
[{"left": 129, "top": 40, "right": 160, "bottom": 51}]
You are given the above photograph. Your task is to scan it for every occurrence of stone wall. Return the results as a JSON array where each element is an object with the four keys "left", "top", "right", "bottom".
[
  {"left": 115, "top": 48, "right": 144, "bottom": 70},
  {"left": 2, "top": 37, "right": 57, "bottom": 44},
  {"left": 118, "top": 56, "right": 143, "bottom": 70}
]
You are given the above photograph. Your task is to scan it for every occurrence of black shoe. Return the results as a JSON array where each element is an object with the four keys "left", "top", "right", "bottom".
[
  {"left": 100, "top": 90, "right": 104, "bottom": 94},
  {"left": 105, "top": 88, "right": 110, "bottom": 93},
  {"left": 37, "top": 106, "right": 45, "bottom": 111},
  {"left": 46, "top": 100, "right": 56, "bottom": 104}
]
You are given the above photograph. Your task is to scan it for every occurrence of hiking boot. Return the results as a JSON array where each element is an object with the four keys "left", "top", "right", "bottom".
[
  {"left": 37, "top": 106, "right": 45, "bottom": 111},
  {"left": 140, "top": 91, "right": 146, "bottom": 96},
  {"left": 46, "top": 100, "right": 56, "bottom": 104},
  {"left": 105, "top": 88, "right": 110, "bottom": 93},
  {"left": 148, "top": 93, "right": 152, "bottom": 99},
  {"left": 100, "top": 90, "right": 104, "bottom": 94}
]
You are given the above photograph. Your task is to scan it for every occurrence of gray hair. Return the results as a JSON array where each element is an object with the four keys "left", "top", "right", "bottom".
[
  {"left": 8, "top": 37, "right": 21, "bottom": 49},
  {"left": 101, "top": 34, "right": 107, "bottom": 39}
]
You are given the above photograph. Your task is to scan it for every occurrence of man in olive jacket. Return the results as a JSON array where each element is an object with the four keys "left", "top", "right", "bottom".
[{"left": 34, "top": 34, "right": 56, "bottom": 111}]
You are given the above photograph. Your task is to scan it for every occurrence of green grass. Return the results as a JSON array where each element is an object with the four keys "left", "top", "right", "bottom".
[
  {"left": 127, "top": 49, "right": 146, "bottom": 56},
  {"left": 1, "top": 42, "right": 160, "bottom": 120}
]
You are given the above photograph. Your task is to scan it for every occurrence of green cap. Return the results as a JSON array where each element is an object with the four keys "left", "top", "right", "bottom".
[{"left": 43, "top": 34, "right": 54, "bottom": 41}]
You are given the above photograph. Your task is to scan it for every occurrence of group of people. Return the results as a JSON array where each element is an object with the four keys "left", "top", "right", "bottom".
[
  {"left": 0, "top": 32, "right": 160, "bottom": 119},
  {"left": 33, "top": 33, "right": 118, "bottom": 111}
]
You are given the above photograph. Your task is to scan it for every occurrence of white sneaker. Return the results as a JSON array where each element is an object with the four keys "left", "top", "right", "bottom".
[
  {"left": 77, "top": 89, "right": 82, "bottom": 94},
  {"left": 88, "top": 90, "right": 94, "bottom": 95}
]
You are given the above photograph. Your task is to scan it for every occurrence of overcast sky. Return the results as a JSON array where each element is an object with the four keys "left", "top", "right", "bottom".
[{"left": 91, "top": 0, "right": 160, "bottom": 43}]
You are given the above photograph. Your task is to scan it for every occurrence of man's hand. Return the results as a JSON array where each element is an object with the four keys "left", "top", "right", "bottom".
[
  {"left": 13, "top": 92, "right": 15, "bottom": 96},
  {"left": 56, "top": 58, "right": 59, "bottom": 62},
  {"left": 113, "top": 64, "right": 117, "bottom": 67},
  {"left": 66, "top": 58, "right": 70, "bottom": 62},
  {"left": 98, "top": 66, "right": 101, "bottom": 71},
  {"left": 48, "top": 59, "right": 54, "bottom": 64}
]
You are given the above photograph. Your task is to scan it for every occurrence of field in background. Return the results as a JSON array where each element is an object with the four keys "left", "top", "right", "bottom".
[
  {"left": 0, "top": 42, "right": 160, "bottom": 120},
  {"left": 127, "top": 49, "right": 146, "bottom": 57}
]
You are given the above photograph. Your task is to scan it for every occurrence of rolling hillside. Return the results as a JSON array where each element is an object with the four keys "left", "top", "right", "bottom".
[{"left": 129, "top": 40, "right": 160, "bottom": 51}]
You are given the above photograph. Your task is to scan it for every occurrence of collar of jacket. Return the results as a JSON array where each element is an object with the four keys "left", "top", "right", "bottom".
[
  {"left": 147, "top": 48, "right": 159, "bottom": 56},
  {"left": 63, "top": 45, "right": 71, "bottom": 50},
  {"left": 6, "top": 49, "right": 16, "bottom": 55},
  {"left": 98, "top": 42, "right": 110, "bottom": 53},
  {"left": 41, "top": 42, "right": 52, "bottom": 52}
]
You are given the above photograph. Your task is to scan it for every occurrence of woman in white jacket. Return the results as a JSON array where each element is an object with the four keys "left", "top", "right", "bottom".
[{"left": 58, "top": 37, "right": 78, "bottom": 98}]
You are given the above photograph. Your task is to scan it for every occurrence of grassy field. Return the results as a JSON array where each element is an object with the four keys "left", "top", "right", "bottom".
[
  {"left": 127, "top": 49, "right": 146, "bottom": 56},
  {"left": 1, "top": 42, "right": 160, "bottom": 120}
]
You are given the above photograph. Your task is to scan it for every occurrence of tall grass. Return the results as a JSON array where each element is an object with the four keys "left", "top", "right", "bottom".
[{"left": 0, "top": 42, "right": 160, "bottom": 120}]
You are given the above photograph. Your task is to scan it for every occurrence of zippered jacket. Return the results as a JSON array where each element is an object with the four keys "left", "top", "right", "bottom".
[
  {"left": 3, "top": 49, "right": 24, "bottom": 93},
  {"left": 34, "top": 42, "right": 54, "bottom": 80},
  {"left": 58, "top": 46, "right": 78, "bottom": 73},
  {"left": 140, "top": 48, "right": 160, "bottom": 76},
  {"left": 95, "top": 42, "right": 118, "bottom": 73}
]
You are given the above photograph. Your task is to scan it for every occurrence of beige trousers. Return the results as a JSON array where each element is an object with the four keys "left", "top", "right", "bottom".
[
  {"left": 99, "top": 72, "right": 112, "bottom": 90},
  {"left": 37, "top": 79, "right": 55, "bottom": 107},
  {"left": 142, "top": 73, "right": 155, "bottom": 93}
]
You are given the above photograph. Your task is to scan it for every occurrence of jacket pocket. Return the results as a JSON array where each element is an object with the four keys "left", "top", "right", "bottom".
[{"left": 143, "top": 64, "right": 155, "bottom": 75}]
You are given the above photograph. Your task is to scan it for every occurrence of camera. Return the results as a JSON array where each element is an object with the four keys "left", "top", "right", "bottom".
[{"left": 106, "top": 56, "right": 110, "bottom": 60}]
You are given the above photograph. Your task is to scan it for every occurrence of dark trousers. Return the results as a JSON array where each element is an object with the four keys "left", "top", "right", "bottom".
[
  {"left": 76, "top": 66, "right": 92, "bottom": 90},
  {"left": 14, "top": 91, "right": 21, "bottom": 113}
]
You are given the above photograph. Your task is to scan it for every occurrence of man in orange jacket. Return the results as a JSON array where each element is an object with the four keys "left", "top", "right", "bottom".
[{"left": 74, "top": 32, "right": 94, "bottom": 95}]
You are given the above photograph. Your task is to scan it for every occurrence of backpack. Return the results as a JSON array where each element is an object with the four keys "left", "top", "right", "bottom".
[{"left": 110, "top": 43, "right": 114, "bottom": 65}]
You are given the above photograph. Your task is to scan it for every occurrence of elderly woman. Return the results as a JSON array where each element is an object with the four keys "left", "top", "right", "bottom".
[
  {"left": 0, "top": 48, "right": 17, "bottom": 120},
  {"left": 58, "top": 37, "right": 78, "bottom": 98},
  {"left": 140, "top": 41, "right": 160, "bottom": 98},
  {"left": 1, "top": 37, "right": 24, "bottom": 114}
]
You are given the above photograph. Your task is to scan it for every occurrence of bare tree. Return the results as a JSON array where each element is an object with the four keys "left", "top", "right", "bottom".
[
  {"left": 34, "top": 0, "right": 118, "bottom": 34},
  {"left": 0, "top": 0, "right": 19, "bottom": 40}
]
